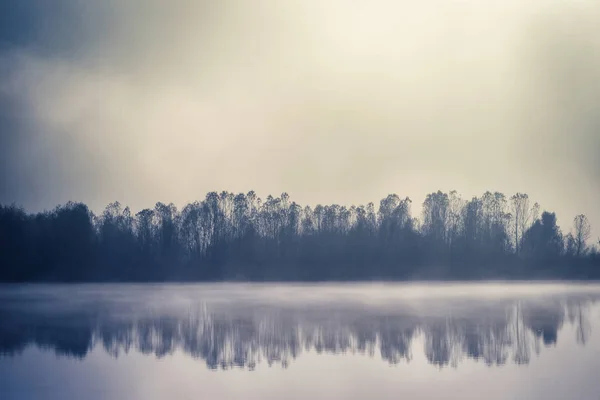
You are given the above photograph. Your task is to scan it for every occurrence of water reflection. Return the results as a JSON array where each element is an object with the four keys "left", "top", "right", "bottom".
[{"left": 0, "top": 284, "right": 598, "bottom": 369}]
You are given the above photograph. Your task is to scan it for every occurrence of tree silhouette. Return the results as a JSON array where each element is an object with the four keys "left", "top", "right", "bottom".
[
  {"left": 509, "top": 193, "right": 539, "bottom": 255},
  {"left": 573, "top": 214, "right": 591, "bottom": 257},
  {"left": 0, "top": 190, "right": 598, "bottom": 282}
]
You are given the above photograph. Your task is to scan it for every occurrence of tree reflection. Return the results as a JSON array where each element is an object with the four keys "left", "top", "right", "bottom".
[{"left": 0, "top": 292, "right": 598, "bottom": 369}]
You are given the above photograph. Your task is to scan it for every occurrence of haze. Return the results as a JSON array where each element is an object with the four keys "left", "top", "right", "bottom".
[{"left": 0, "top": 0, "right": 598, "bottom": 236}]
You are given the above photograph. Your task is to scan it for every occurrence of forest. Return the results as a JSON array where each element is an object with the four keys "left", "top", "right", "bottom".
[{"left": 0, "top": 190, "right": 598, "bottom": 282}]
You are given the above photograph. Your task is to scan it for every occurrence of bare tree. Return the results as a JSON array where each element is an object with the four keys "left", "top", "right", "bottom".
[
  {"left": 447, "top": 190, "right": 464, "bottom": 251},
  {"left": 509, "top": 193, "right": 539, "bottom": 254},
  {"left": 573, "top": 214, "right": 591, "bottom": 257}
]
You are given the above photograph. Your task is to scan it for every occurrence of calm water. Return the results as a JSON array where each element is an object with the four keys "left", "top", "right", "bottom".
[{"left": 1, "top": 283, "right": 600, "bottom": 400}]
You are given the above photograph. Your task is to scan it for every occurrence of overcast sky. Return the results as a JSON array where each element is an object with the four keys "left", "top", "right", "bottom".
[{"left": 0, "top": 0, "right": 599, "bottom": 238}]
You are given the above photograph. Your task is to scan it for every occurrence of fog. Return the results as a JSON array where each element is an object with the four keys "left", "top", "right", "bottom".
[
  {"left": 2, "top": 283, "right": 600, "bottom": 399},
  {"left": 0, "top": 0, "right": 598, "bottom": 236}
]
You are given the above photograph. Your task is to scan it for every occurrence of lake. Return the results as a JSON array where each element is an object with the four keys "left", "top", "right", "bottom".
[{"left": 1, "top": 282, "right": 600, "bottom": 399}]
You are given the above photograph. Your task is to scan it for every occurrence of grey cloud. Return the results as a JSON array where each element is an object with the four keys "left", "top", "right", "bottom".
[{"left": 0, "top": 0, "right": 598, "bottom": 237}]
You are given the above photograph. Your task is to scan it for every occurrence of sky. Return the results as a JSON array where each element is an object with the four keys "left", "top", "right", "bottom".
[{"left": 0, "top": 0, "right": 599, "bottom": 239}]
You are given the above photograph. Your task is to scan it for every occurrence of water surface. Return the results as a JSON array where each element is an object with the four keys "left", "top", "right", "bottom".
[{"left": 1, "top": 283, "right": 600, "bottom": 399}]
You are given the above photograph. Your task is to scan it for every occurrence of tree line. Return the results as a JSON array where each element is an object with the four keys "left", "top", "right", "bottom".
[{"left": 0, "top": 190, "right": 598, "bottom": 281}]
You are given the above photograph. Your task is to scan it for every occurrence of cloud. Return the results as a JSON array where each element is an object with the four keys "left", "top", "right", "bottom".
[{"left": 0, "top": 0, "right": 598, "bottom": 237}]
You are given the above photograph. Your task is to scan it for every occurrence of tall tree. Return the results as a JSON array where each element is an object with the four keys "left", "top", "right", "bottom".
[
  {"left": 573, "top": 214, "right": 591, "bottom": 257},
  {"left": 521, "top": 211, "right": 563, "bottom": 259},
  {"left": 509, "top": 193, "right": 539, "bottom": 254},
  {"left": 422, "top": 191, "right": 449, "bottom": 249}
]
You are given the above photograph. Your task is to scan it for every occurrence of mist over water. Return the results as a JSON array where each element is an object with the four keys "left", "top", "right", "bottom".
[{"left": 1, "top": 283, "right": 600, "bottom": 399}]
